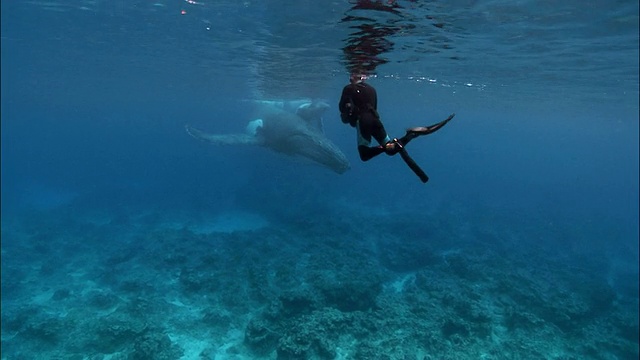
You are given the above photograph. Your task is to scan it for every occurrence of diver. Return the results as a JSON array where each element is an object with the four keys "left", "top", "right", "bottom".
[{"left": 339, "top": 73, "right": 454, "bottom": 182}]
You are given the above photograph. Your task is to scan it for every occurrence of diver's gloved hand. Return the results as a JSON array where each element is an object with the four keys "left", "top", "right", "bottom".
[
  {"left": 340, "top": 110, "right": 357, "bottom": 127},
  {"left": 384, "top": 139, "right": 403, "bottom": 156}
]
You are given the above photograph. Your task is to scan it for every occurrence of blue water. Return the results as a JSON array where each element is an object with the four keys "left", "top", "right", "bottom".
[{"left": 1, "top": 1, "right": 638, "bottom": 359}]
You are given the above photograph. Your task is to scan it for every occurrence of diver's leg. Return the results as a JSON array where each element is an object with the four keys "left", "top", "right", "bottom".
[
  {"left": 358, "top": 145, "right": 385, "bottom": 161},
  {"left": 356, "top": 120, "right": 385, "bottom": 161},
  {"left": 366, "top": 114, "right": 406, "bottom": 157},
  {"left": 356, "top": 116, "right": 389, "bottom": 161},
  {"left": 371, "top": 122, "right": 391, "bottom": 146}
]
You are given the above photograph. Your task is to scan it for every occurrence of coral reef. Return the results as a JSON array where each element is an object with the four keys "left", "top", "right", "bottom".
[{"left": 1, "top": 206, "right": 637, "bottom": 359}]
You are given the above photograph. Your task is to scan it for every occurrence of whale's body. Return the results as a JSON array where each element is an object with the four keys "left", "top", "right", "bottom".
[{"left": 186, "top": 100, "right": 350, "bottom": 174}]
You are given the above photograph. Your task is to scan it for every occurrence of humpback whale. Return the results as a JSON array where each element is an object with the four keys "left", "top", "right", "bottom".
[{"left": 186, "top": 100, "right": 350, "bottom": 174}]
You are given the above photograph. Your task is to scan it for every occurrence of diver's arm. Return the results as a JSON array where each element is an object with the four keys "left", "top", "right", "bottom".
[
  {"left": 371, "top": 86, "right": 378, "bottom": 110},
  {"left": 338, "top": 86, "right": 353, "bottom": 114}
]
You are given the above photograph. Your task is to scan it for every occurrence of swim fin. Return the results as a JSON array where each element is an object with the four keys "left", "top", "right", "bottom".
[
  {"left": 398, "top": 148, "right": 429, "bottom": 183},
  {"left": 385, "top": 113, "right": 455, "bottom": 183},
  {"left": 406, "top": 113, "right": 455, "bottom": 137}
]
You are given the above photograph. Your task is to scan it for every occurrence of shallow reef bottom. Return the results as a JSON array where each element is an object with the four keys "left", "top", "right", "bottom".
[{"left": 1, "top": 204, "right": 638, "bottom": 360}]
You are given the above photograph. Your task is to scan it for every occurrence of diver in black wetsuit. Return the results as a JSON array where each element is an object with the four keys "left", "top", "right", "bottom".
[
  {"left": 339, "top": 73, "right": 390, "bottom": 161},
  {"left": 339, "top": 73, "right": 454, "bottom": 165}
]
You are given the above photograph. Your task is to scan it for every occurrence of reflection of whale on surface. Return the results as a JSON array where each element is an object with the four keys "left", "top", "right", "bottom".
[{"left": 185, "top": 100, "right": 350, "bottom": 174}]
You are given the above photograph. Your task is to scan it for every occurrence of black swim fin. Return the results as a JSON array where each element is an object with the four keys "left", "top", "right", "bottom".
[
  {"left": 398, "top": 148, "right": 429, "bottom": 183},
  {"left": 394, "top": 112, "right": 456, "bottom": 183},
  {"left": 406, "top": 113, "right": 455, "bottom": 136}
]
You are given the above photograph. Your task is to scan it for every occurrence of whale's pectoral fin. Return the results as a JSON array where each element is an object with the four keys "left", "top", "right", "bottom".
[
  {"left": 185, "top": 125, "right": 259, "bottom": 145},
  {"left": 296, "top": 101, "right": 329, "bottom": 134}
]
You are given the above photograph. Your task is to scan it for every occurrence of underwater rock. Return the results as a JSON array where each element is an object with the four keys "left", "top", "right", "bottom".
[
  {"left": 87, "top": 290, "right": 120, "bottom": 309},
  {"left": 20, "top": 317, "right": 67, "bottom": 346},
  {"left": 504, "top": 308, "right": 545, "bottom": 331},
  {"left": 51, "top": 288, "right": 71, "bottom": 301},
  {"left": 88, "top": 314, "right": 148, "bottom": 354},
  {"left": 201, "top": 310, "right": 230, "bottom": 327},
  {"left": 319, "top": 280, "right": 381, "bottom": 312},
  {"left": 3, "top": 308, "right": 35, "bottom": 333},
  {"left": 246, "top": 306, "right": 350, "bottom": 358},
  {"left": 451, "top": 299, "right": 492, "bottom": 338},
  {"left": 354, "top": 342, "right": 395, "bottom": 360},
  {"left": 443, "top": 253, "right": 483, "bottom": 281},
  {"left": 278, "top": 288, "right": 322, "bottom": 317},
  {"left": 130, "top": 332, "right": 183, "bottom": 360},
  {"left": 276, "top": 335, "right": 312, "bottom": 360},
  {"left": 178, "top": 268, "right": 215, "bottom": 294},
  {"left": 276, "top": 310, "right": 342, "bottom": 360},
  {"left": 244, "top": 316, "right": 280, "bottom": 355},
  {"left": 441, "top": 318, "right": 470, "bottom": 339}
]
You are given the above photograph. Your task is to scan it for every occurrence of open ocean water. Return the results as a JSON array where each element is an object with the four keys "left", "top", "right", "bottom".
[{"left": 1, "top": 1, "right": 638, "bottom": 359}]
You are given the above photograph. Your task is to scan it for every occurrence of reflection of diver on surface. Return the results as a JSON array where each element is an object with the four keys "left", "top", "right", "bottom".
[
  {"left": 339, "top": 73, "right": 454, "bottom": 183},
  {"left": 342, "top": 24, "right": 398, "bottom": 74},
  {"left": 340, "top": 0, "right": 404, "bottom": 74},
  {"left": 350, "top": 0, "right": 403, "bottom": 15}
]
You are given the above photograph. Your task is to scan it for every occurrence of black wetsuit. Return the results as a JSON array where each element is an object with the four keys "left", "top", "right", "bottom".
[
  {"left": 339, "top": 82, "right": 391, "bottom": 161},
  {"left": 339, "top": 81, "right": 454, "bottom": 164}
]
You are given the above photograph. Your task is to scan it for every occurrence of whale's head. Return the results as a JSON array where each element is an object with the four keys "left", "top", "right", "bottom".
[{"left": 296, "top": 101, "right": 330, "bottom": 120}]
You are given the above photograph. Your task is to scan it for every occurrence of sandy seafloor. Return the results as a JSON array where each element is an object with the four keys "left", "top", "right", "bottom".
[{"left": 1, "top": 199, "right": 637, "bottom": 360}]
